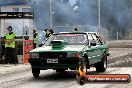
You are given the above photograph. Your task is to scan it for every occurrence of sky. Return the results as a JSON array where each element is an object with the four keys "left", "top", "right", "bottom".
[{"left": 69, "top": 0, "right": 77, "bottom": 6}]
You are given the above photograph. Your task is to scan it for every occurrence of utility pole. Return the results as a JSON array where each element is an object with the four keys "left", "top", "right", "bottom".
[
  {"left": 98, "top": 0, "right": 101, "bottom": 35},
  {"left": 50, "top": 0, "right": 53, "bottom": 29},
  {"left": 117, "top": 31, "right": 119, "bottom": 40}
]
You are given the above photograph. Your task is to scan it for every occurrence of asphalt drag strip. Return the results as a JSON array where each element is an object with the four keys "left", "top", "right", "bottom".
[
  {"left": 0, "top": 48, "right": 132, "bottom": 88},
  {"left": 108, "top": 52, "right": 132, "bottom": 67}
]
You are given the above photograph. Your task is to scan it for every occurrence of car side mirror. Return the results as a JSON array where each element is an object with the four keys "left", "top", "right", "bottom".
[
  {"left": 90, "top": 42, "right": 96, "bottom": 46},
  {"left": 107, "top": 53, "right": 110, "bottom": 56}
]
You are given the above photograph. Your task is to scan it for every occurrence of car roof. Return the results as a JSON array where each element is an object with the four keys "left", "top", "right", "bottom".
[
  {"left": 59, "top": 32, "right": 86, "bottom": 34},
  {"left": 52, "top": 32, "right": 86, "bottom": 35},
  {"left": 85, "top": 32, "right": 98, "bottom": 34},
  {"left": 52, "top": 32, "right": 98, "bottom": 36}
]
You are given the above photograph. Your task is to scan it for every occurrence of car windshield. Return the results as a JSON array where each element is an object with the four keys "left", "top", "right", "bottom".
[{"left": 44, "top": 33, "right": 88, "bottom": 45}]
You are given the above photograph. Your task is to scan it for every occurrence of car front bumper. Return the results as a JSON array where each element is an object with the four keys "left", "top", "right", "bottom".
[{"left": 28, "top": 57, "right": 80, "bottom": 70}]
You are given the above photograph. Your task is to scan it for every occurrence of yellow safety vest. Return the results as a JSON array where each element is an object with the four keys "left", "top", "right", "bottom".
[
  {"left": 5, "top": 33, "right": 16, "bottom": 48},
  {"left": 33, "top": 32, "right": 37, "bottom": 43}
]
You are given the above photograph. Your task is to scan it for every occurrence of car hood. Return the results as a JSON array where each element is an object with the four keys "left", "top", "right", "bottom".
[{"left": 30, "top": 45, "right": 87, "bottom": 53}]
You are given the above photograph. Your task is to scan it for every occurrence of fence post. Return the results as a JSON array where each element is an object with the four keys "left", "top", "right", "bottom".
[{"left": 117, "top": 31, "right": 119, "bottom": 40}]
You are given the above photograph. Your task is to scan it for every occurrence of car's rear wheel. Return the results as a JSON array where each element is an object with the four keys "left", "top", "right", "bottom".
[
  {"left": 95, "top": 53, "right": 107, "bottom": 72},
  {"left": 32, "top": 68, "right": 40, "bottom": 78}
]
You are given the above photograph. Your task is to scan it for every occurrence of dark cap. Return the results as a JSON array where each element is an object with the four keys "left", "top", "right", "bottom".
[
  {"left": 49, "top": 29, "right": 54, "bottom": 34},
  {"left": 7, "top": 26, "right": 12, "bottom": 30},
  {"left": 44, "top": 29, "right": 48, "bottom": 32},
  {"left": 74, "top": 28, "right": 78, "bottom": 31}
]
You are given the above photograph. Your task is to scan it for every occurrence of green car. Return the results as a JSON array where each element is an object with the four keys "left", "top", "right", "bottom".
[{"left": 29, "top": 32, "right": 109, "bottom": 78}]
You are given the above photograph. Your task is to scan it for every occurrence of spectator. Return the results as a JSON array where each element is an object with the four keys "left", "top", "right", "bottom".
[
  {"left": 33, "top": 29, "right": 37, "bottom": 48},
  {"left": 4, "top": 26, "right": 17, "bottom": 64},
  {"left": 44, "top": 29, "right": 51, "bottom": 39},
  {"left": 49, "top": 29, "right": 54, "bottom": 35}
]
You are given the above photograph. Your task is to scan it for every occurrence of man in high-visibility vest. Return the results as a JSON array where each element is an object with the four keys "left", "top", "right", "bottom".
[
  {"left": 4, "top": 26, "right": 17, "bottom": 64},
  {"left": 33, "top": 29, "right": 37, "bottom": 48}
]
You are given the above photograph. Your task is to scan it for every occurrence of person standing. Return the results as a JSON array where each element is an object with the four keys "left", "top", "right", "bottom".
[
  {"left": 44, "top": 29, "right": 51, "bottom": 39},
  {"left": 4, "top": 26, "right": 17, "bottom": 64},
  {"left": 33, "top": 29, "right": 37, "bottom": 49},
  {"left": 49, "top": 29, "right": 54, "bottom": 35}
]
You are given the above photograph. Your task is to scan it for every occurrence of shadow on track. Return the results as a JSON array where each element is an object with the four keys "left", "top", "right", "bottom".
[{"left": 30, "top": 70, "right": 100, "bottom": 81}]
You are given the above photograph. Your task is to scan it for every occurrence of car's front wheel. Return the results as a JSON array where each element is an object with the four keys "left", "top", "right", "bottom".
[
  {"left": 32, "top": 68, "right": 40, "bottom": 78},
  {"left": 79, "top": 57, "right": 88, "bottom": 74},
  {"left": 83, "top": 59, "right": 88, "bottom": 73},
  {"left": 95, "top": 54, "right": 107, "bottom": 72}
]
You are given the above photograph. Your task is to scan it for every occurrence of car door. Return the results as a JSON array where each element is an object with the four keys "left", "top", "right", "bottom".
[
  {"left": 93, "top": 34, "right": 104, "bottom": 60},
  {"left": 87, "top": 34, "right": 98, "bottom": 64},
  {"left": 95, "top": 34, "right": 108, "bottom": 59}
]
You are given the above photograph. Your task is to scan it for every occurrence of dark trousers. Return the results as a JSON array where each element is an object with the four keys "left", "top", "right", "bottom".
[
  {"left": 33, "top": 43, "right": 36, "bottom": 49},
  {"left": 5, "top": 47, "right": 17, "bottom": 64}
]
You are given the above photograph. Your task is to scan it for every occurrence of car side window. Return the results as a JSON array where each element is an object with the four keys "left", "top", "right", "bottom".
[
  {"left": 88, "top": 34, "right": 96, "bottom": 46},
  {"left": 88, "top": 34, "right": 94, "bottom": 42},
  {"left": 91, "top": 34, "right": 102, "bottom": 45}
]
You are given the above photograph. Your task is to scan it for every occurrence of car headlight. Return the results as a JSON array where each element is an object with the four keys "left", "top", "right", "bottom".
[{"left": 30, "top": 53, "right": 39, "bottom": 58}]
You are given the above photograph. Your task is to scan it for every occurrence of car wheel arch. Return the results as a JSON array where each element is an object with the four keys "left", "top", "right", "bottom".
[
  {"left": 103, "top": 50, "right": 107, "bottom": 54},
  {"left": 102, "top": 51, "right": 107, "bottom": 61},
  {"left": 82, "top": 52, "right": 88, "bottom": 57}
]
